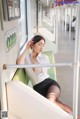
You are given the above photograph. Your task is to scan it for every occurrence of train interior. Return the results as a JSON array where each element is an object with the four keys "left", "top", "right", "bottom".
[{"left": 0, "top": 0, "right": 80, "bottom": 119}]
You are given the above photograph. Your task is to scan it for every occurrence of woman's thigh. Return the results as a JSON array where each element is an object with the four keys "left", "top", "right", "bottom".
[
  {"left": 46, "top": 85, "right": 61, "bottom": 100},
  {"left": 33, "top": 78, "right": 61, "bottom": 98}
]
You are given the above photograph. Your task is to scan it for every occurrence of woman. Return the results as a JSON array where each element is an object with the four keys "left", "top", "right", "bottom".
[{"left": 17, "top": 35, "right": 79, "bottom": 116}]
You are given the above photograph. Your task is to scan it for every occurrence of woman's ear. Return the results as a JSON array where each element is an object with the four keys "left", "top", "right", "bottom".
[
  {"left": 31, "top": 44, "right": 34, "bottom": 49},
  {"left": 30, "top": 40, "right": 34, "bottom": 49}
]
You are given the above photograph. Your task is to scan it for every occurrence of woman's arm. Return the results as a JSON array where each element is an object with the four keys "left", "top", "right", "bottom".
[
  {"left": 16, "top": 49, "right": 28, "bottom": 64},
  {"left": 16, "top": 40, "right": 33, "bottom": 64}
]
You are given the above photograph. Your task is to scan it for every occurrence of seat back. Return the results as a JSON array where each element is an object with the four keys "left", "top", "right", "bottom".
[{"left": 43, "top": 51, "right": 57, "bottom": 81}]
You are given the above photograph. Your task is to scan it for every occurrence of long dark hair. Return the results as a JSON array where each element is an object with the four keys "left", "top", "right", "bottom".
[{"left": 32, "top": 35, "right": 45, "bottom": 44}]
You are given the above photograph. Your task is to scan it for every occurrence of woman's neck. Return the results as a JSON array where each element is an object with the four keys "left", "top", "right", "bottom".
[
  {"left": 30, "top": 52, "right": 38, "bottom": 64},
  {"left": 31, "top": 52, "right": 38, "bottom": 59}
]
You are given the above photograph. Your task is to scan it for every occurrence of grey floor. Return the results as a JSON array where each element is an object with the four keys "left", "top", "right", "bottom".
[{"left": 54, "top": 23, "right": 80, "bottom": 113}]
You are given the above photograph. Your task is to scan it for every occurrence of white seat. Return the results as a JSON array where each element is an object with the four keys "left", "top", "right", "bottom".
[{"left": 6, "top": 80, "right": 73, "bottom": 119}]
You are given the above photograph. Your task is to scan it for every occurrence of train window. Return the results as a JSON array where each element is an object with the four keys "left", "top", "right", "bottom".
[
  {"left": 19, "top": 0, "right": 28, "bottom": 51},
  {"left": 2, "top": 0, "right": 21, "bottom": 21}
]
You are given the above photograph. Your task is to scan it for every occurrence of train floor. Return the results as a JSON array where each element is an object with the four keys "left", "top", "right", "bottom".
[{"left": 55, "top": 25, "right": 80, "bottom": 113}]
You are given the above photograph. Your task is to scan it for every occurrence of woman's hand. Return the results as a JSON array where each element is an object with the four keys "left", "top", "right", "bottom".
[
  {"left": 16, "top": 40, "right": 34, "bottom": 64},
  {"left": 26, "top": 40, "right": 34, "bottom": 51}
]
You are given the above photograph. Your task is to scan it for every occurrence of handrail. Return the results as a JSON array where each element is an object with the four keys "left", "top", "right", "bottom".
[{"left": 3, "top": 63, "right": 73, "bottom": 70}]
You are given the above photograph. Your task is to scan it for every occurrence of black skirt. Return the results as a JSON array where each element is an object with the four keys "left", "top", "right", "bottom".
[{"left": 33, "top": 78, "right": 60, "bottom": 97}]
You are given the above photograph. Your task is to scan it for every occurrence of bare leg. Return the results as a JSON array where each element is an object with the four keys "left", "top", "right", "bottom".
[
  {"left": 46, "top": 85, "right": 80, "bottom": 119},
  {"left": 77, "top": 115, "right": 80, "bottom": 119},
  {"left": 55, "top": 102, "right": 80, "bottom": 119},
  {"left": 55, "top": 100, "right": 72, "bottom": 113},
  {"left": 46, "top": 85, "right": 72, "bottom": 113}
]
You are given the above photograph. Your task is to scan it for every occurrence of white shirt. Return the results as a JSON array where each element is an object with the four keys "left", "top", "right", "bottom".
[{"left": 25, "top": 53, "right": 50, "bottom": 86}]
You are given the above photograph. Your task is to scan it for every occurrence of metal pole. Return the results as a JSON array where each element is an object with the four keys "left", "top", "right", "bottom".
[
  {"left": 65, "top": 7, "right": 67, "bottom": 33},
  {"left": 69, "top": 7, "right": 72, "bottom": 44},
  {"left": 36, "top": 0, "right": 38, "bottom": 32},
  {"left": 47, "top": 0, "right": 49, "bottom": 6},
  {"left": 3, "top": 63, "right": 73, "bottom": 70},
  {"left": 62, "top": 8, "right": 64, "bottom": 32},
  {"left": 0, "top": 0, "right": 4, "bottom": 30},
  {"left": 73, "top": 4, "right": 80, "bottom": 119}
]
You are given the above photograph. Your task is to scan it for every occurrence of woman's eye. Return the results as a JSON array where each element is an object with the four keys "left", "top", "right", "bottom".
[
  {"left": 38, "top": 44, "right": 41, "bottom": 46},
  {"left": 38, "top": 43, "right": 44, "bottom": 47}
]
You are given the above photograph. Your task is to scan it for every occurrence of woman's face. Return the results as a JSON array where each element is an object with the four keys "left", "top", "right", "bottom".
[{"left": 32, "top": 39, "right": 45, "bottom": 54}]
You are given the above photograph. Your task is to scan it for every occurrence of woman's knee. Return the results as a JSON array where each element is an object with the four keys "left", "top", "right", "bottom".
[{"left": 47, "top": 85, "right": 61, "bottom": 101}]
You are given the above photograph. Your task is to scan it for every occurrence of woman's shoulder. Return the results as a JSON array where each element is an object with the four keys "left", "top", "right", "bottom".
[
  {"left": 38, "top": 53, "right": 48, "bottom": 58},
  {"left": 38, "top": 53, "right": 49, "bottom": 63}
]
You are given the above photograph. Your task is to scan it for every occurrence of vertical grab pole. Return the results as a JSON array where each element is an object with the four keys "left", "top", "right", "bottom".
[
  {"left": 73, "top": 4, "right": 80, "bottom": 119},
  {"left": 65, "top": 7, "right": 67, "bottom": 33},
  {"left": 36, "top": 0, "right": 38, "bottom": 32},
  {"left": 0, "top": 0, "right": 4, "bottom": 30},
  {"left": 69, "top": 7, "right": 72, "bottom": 44}
]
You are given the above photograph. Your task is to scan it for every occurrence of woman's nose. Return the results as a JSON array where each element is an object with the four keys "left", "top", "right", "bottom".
[{"left": 41, "top": 47, "right": 43, "bottom": 50}]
